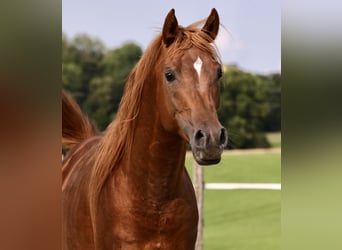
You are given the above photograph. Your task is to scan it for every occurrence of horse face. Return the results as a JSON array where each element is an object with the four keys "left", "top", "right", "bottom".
[{"left": 161, "top": 9, "right": 228, "bottom": 165}]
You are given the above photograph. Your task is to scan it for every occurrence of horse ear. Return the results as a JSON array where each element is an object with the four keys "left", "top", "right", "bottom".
[
  {"left": 201, "top": 8, "right": 220, "bottom": 41},
  {"left": 162, "top": 9, "right": 179, "bottom": 47}
]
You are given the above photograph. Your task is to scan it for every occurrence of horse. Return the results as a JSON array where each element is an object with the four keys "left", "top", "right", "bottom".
[{"left": 62, "top": 8, "right": 227, "bottom": 250}]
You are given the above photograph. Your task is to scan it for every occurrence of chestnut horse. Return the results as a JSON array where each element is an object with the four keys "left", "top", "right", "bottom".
[{"left": 62, "top": 8, "right": 227, "bottom": 250}]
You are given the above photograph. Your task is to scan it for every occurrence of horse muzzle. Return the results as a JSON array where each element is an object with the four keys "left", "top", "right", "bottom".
[{"left": 190, "top": 126, "right": 228, "bottom": 165}]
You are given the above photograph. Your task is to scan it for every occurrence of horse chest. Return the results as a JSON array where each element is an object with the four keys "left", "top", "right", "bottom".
[
  {"left": 106, "top": 166, "right": 198, "bottom": 248},
  {"left": 110, "top": 195, "right": 198, "bottom": 248},
  {"left": 114, "top": 196, "right": 196, "bottom": 228}
]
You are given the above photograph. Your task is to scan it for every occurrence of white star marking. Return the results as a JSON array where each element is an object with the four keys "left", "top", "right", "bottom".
[{"left": 193, "top": 56, "right": 203, "bottom": 79}]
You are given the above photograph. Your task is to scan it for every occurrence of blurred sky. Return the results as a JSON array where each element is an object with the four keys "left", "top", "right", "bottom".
[{"left": 62, "top": 0, "right": 280, "bottom": 74}]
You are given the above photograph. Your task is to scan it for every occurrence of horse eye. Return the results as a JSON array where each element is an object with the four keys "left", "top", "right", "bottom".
[
  {"left": 217, "top": 67, "right": 223, "bottom": 79},
  {"left": 165, "top": 70, "right": 176, "bottom": 82}
]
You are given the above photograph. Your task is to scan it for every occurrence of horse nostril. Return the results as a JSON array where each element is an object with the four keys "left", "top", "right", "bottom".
[
  {"left": 220, "top": 128, "right": 228, "bottom": 146},
  {"left": 194, "top": 129, "right": 206, "bottom": 147}
]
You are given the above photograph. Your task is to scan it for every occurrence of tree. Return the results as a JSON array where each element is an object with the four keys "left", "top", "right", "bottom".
[
  {"left": 218, "top": 68, "right": 271, "bottom": 148},
  {"left": 262, "top": 73, "right": 281, "bottom": 131},
  {"left": 83, "top": 42, "right": 142, "bottom": 129},
  {"left": 62, "top": 33, "right": 105, "bottom": 106}
]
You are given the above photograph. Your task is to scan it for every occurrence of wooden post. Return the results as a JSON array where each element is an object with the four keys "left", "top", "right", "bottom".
[{"left": 193, "top": 161, "right": 204, "bottom": 250}]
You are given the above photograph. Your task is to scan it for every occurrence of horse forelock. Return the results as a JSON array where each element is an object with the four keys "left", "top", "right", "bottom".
[{"left": 167, "top": 22, "right": 221, "bottom": 64}]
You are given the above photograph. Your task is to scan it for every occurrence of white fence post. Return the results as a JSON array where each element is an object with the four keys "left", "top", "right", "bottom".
[{"left": 193, "top": 161, "right": 203, "bottom": 250}]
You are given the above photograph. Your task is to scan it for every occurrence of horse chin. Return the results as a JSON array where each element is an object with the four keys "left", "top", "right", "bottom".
[
  {"left": 194, "top": 156, "right": 221, "bottom": 166},
  {"left": 191, "top": 148, "right": 222, "bottom": 166}
]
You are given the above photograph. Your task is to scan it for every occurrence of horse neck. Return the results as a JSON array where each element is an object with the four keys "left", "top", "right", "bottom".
[{"left": 123, "top": 74, "right": 187, "bottom": 198}]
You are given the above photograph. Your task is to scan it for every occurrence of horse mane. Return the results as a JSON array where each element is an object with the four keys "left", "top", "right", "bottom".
[{"left": 88, "top": 21, "right": 221, "bottom": 236}]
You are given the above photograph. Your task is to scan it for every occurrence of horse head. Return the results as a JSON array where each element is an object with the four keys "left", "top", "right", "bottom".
[{"left": 158, "top": 9, "right": 228, "bottom": 165}]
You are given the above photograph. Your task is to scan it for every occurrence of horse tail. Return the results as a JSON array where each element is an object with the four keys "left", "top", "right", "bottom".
[{"left": 62, "top": 91, "right": 97, "bottom": 149}]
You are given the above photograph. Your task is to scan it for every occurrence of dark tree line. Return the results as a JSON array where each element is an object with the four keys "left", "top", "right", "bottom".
[{"left": 62, "top": 34, "right": 280, "bottom": 149}]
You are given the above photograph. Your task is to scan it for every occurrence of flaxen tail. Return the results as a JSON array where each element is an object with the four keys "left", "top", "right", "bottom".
[{"left": 62, "top": 91, "right": 97, "bottom": 149}]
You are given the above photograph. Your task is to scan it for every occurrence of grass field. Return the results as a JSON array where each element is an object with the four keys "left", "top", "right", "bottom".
[{"left": 185, "top": 151, "right": 281, "bottom": 250}]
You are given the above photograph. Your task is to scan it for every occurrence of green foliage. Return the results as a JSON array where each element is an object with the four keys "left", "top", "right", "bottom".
[
  {"left": 218, "top": 68, "right": 272, "bottom": 148},
  {"left": 83, "top": 42, "right": 142, "bottom": 129},
  {"left": 263, "top": 73, "right": 281, "bottom": 131},
  {"left": 62, "top": 34, "right": 141, "bottom": 130},
  {"left": 62, "top": 33, "right": 105, "bottom": 106}
]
